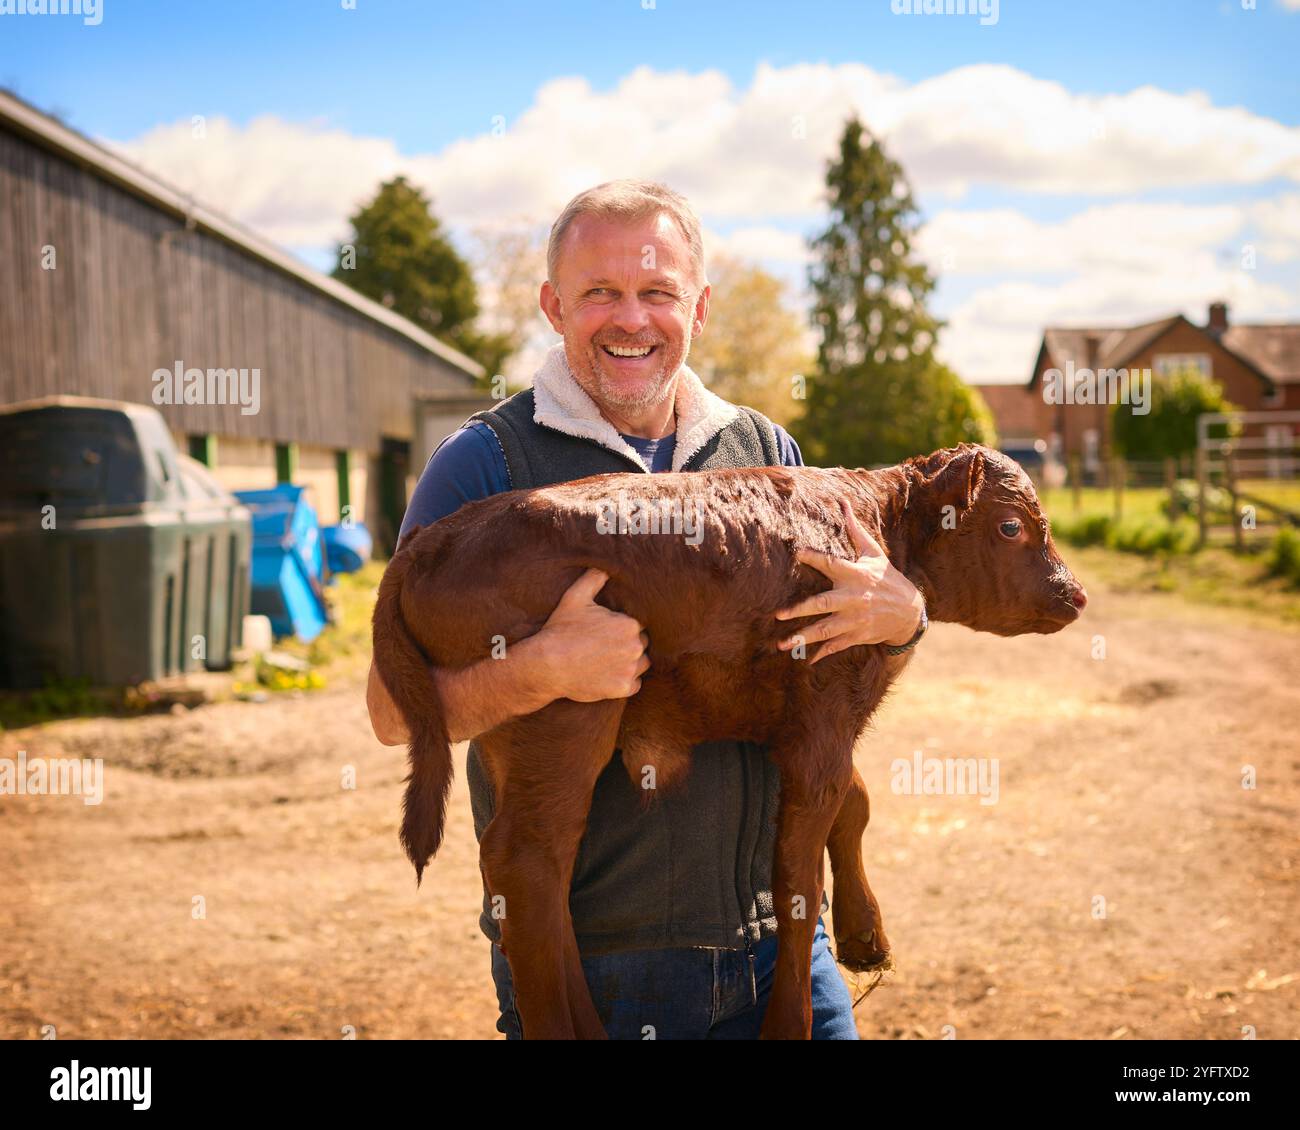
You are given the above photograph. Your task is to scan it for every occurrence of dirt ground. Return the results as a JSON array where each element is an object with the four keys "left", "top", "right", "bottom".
[{"left": 2, "top": 570, "right": 1297, "bottom": 1040}]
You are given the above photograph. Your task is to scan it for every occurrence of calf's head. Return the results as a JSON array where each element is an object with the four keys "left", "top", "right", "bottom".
[{"left": 902, "top": 443, "right": 1086, "bottom": 636}]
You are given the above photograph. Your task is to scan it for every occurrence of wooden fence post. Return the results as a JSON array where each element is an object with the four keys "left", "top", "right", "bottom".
[
  {"left": 1196, "top": 448, "right": 1207, "bottom": 548},
  {"left": 1112, "top": 458, "right": 1125, "bottom": 522},
  {"left": 1227, "top": 449, "right": 1243, "bottom": 552},
  {"left": 1070, "top": 456, "right": 1082, "bottom": 513}
]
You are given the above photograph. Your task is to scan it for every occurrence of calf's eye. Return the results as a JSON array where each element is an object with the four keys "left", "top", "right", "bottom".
[{"left": 998, "top": 519, "right": 1022, "bottom": 539}]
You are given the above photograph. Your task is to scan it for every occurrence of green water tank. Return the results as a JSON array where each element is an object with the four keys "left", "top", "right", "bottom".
[{"left": 0, "top": 396, "right": 251, "bottom": 688}]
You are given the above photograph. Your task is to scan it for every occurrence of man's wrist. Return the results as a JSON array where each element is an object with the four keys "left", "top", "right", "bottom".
[
  {"left": 512, "top": 632, "right": 561, "bottom": 710},
  {"left": 884, "top": 593, "right": 927, "bottom": 653},
  {"left": 430, "top": 634, "right": 558, "bottom": 744}
]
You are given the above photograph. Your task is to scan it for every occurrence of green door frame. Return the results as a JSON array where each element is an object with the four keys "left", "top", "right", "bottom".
[
  {"left": 275, "top": 442, "right": 299, "bottom": 484},
  {"left": 336, "top": 449, "right": 353, "bottom": 524},
  {"left": 188, "top": 433, "right": 217, "bottom": 467}
]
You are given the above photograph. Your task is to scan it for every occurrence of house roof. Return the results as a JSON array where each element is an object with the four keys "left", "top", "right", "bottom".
[
  {"left": 1221, "top": 325, "right": 1300, "bottom": 384},
  {"left": 1034, "top": 316, "right": 1185, "bottom": 385},
  {"left": 1030, "top": 311, "right": 1298, "bottom": 391},
  {"left": 0, "top": 89, "right": 484, "bottom": 381},
  {"left": 971, "top": 382, "right": 1048, "bottom": 438}
]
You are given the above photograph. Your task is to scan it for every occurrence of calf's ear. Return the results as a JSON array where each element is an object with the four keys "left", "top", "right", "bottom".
[{"left": 927, "top": 447, "right": 987, "bottom": 518}]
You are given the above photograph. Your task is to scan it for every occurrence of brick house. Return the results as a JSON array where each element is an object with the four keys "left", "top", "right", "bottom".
[{"left": 1023, "top": 303, "right": 1300, "bottom": 472}]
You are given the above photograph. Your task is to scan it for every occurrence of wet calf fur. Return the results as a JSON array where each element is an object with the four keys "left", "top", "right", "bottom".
[{"left": 372, "top": 443, "right": 1086, "bottom": 1039}]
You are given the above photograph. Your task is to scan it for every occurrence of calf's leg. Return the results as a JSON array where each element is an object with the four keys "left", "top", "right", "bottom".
[
  {"left": 477, "top": 697, "right": 625, "bottom": 1040},
  {"left": 827, "top": 767, "right": 892, "bottom": 971},
  {"left": 760, "top": 739, "right": 855, "bottom": 1040}
]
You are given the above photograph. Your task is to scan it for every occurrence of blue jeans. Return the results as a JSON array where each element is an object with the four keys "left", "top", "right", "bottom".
[{"left": 489, "top": 917, "right": 859, "bottom": 1040}]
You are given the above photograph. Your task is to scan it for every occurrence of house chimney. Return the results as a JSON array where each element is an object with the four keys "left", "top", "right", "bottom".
[{"left": 1208, "top": 301, "right": 1229, "bottom": 336}]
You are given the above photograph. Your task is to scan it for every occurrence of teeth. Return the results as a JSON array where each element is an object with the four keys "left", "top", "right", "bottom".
[{"left": 604, "top": 345, "right": 653, "bottom": 357}]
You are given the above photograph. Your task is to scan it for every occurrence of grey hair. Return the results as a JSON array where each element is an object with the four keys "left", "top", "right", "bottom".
[{"left": 546, "top": 179, "right": 707, "bottom": 288}]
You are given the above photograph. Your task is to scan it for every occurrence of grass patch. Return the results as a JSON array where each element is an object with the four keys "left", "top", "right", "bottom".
[
  {"left": 1049, "top": 512, "right": 1200, "bottom": 556},
  {"left": 1264, "top": 527, "right": 1300, "bottom": 589},
  {"left": 1066, "top": 541, "right": 1300, "bottom": 626},
  {"left": 270, "top": 560, "right": 385, "bottom": 673}
]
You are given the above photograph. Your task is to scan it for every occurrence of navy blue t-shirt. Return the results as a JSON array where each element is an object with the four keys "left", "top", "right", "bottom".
[{"left": 399, "top": 417, "right": 804, "bottom": 537}]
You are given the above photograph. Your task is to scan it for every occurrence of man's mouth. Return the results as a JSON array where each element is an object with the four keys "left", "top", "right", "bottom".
[{"left": 600, "top": 343, "right": 657, "bottom": 360}]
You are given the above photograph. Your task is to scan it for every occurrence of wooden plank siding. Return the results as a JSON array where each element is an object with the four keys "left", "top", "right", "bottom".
[{"left": 0, "top": 114, "right": 485, "bottom": 455}]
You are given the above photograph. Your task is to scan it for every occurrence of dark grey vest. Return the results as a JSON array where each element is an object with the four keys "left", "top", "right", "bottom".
[{"left": 462, "top": 387, "right": 789, "bottom": 956}]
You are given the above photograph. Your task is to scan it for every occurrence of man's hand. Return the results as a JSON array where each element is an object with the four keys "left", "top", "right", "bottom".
[
  {"left": 533, "top": 567, "right": 651, "bottom": 702},
  {"left": 366, "top": 567, "right": 649, "bottom": 748},
  {"left": 773, "top": 499, "right": 923, "bottom": 664}
]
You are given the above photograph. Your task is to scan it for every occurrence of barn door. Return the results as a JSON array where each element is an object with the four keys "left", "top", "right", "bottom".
[{"left": 379, "top": 436, "right": 411, "bottom": 555}]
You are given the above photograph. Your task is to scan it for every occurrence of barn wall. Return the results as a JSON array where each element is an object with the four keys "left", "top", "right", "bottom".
[{"left": 0, "top": 125, "right": 487, "bottom": 458}]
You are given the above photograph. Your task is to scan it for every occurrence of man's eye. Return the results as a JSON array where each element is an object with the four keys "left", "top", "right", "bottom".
[{"left": 999, "top": 519, "right": 1022, "bottom": 539}]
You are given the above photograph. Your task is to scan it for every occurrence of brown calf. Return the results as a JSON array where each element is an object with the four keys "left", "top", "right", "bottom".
[{"left": 372, "top": 443, "right": 1086, "bottom": 1039}]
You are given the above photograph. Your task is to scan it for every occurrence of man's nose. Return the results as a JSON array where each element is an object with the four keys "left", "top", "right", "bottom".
[{"left": 609, "top": 295, "right": 651, "bottom": 334}]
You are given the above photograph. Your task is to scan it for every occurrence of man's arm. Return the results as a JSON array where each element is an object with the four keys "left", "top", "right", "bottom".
[
  {"left": 366, "top": 633, "right": 556, "bottom": 746},
  {"left": 368, "top": 421, "right": 555, "bottom": 746},
  {"left": 368, "top": 566, "right": 650, "bottom": 746}
]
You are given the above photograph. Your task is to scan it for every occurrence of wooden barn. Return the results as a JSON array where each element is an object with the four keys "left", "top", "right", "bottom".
[{"left": 0, "top": 90, "right": 491, "bottom": 552}]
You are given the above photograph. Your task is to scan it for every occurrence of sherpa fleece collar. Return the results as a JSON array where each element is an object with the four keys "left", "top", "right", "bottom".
[{"left": 529, "top": 342, "right": 740, "bottom": 473}]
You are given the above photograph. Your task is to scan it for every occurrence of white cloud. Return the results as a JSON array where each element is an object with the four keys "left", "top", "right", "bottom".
[
  {"left": 118, "top": 114, "right": 408, "bottom": 249},
  {"left": 104, "top": 61, "right": 1300, "bottom": 384},
  {"left": 917, "top": 202, "right": 1247, "bottom": 275},
  {"left": 109, "top": 61, "right": 1300, "bottom": 251},
  {"left": 938, "top": 266, "right": 1295, "bottom": 382},
  {"left": 1251, "top": 192, "right": 1300, "bottom": 261},
  {"left": 705, "top": 225, "right": 811, "bottom": 268}
]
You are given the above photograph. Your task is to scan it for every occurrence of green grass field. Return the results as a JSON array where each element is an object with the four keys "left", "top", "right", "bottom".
[{"left": 1040, "top": 480, "right": 1300, "bottom": 524}]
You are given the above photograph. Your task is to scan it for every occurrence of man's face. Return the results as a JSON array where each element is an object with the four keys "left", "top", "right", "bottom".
[{"left": 540, "top": 212, "right": 709, "bottom": 414}]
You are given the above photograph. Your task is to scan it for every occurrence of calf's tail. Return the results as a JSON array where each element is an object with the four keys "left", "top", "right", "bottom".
[{"left": 372, "top": 530, "right": 453, "bottom": 886}]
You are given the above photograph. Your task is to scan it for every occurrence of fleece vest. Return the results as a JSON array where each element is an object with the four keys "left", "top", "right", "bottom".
[{"left": 462, "top": 386, "right": 789, "bottom": 956}]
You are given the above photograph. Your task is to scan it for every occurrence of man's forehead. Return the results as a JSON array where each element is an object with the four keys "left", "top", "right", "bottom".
[{"left": 562, "top": 213, "right": 691, "bottom": 276}]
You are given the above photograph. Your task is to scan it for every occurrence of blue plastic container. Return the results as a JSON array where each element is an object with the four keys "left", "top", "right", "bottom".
[
  {"left": 233, "top": 485, "right": 329, "bottom": 641},
  {"left": 321, "top": 522, "right": 373, "bottom": 576}
]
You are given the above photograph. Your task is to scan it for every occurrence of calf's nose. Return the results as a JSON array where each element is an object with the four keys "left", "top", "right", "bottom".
[{"left": 1071, "top": 586, "right": 1088, "bottom": 611}]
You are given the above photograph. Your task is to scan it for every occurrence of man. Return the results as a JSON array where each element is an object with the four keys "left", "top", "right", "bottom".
[{"left": 367, "top": 179, "right": 925, "bottom": 1039}]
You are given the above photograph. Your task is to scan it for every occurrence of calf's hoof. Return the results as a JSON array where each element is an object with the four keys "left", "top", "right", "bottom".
[{"left": 834, "top": 930, "right": 894, "bottom": 973}]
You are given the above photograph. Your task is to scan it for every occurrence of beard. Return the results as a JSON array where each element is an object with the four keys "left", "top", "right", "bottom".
[{"left": 567, "top": 333, "right": 691, "bottom": 414}]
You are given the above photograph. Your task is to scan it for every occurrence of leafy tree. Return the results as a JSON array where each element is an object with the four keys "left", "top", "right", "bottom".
[
  {"left": 1110, "top": 367, "right": 1237, "bottom": 461},
  {"left": 799, "top": 116, "right": 992, "bottom": 465},
  {"left": 332, "top": 176, "right": 511, "bottom": 375},
  {"left": 687, "top": 252, "right": 813, "bottom": 429}
]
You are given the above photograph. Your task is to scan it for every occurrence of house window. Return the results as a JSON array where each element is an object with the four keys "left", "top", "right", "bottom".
[
  {"left": 1152, "top": 353, "right": 1212, "bottom": 379},
  {"left": 1263, "top": 385, "right": 1285, "bottom": 408},
  {"left": 1083, "top": 428, "right": 1101, "bottom": 474}
]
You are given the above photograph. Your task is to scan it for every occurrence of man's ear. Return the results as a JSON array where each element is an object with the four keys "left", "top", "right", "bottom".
[
  {"left": 540, "top": 280, "right": 564, "bottom": 334},
  {"left": 692, "top": 283, "right": 711, "bottom": 338}
]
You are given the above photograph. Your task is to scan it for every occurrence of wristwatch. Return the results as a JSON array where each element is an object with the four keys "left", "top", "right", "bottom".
[{"left": 884, "top": 599, "right": 928, "bottom": 656}]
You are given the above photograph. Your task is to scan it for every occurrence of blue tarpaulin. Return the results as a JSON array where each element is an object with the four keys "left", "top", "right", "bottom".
[
  {"left": 321, "top": 522, "right": 373, "bottom": 576},
  {"left": 233, "top": 484, "right": 329, "bottom": 641}
]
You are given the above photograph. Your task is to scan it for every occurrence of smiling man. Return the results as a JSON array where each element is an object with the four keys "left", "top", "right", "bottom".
[{"left": 366, "top": 179, "right": 925, "bottom": 1040}]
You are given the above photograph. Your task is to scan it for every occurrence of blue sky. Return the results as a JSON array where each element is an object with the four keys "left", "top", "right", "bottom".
[
  {"left": 3, "top": 0, "right": 1298, "bottom": 380},
  {"left": 5, "top": 0, "right": 1298, "bottom": 142}
]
